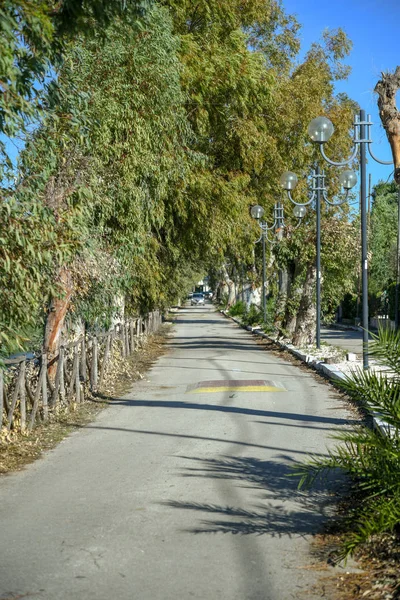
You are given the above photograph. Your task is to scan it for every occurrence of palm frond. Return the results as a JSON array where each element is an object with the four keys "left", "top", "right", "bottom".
[
  {"left": 339, "top": 367, "right": 400, "bottom": 428},
  {"left": 369, "top": 327, "right": 400, "bottom": 375}
]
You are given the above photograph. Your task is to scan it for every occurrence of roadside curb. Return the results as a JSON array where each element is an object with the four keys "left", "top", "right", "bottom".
[{"left": 221, "top": 310, "right": 390, "bottom": 434}]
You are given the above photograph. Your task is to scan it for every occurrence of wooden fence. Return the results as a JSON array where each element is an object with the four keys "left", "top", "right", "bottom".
[{"left": 0, "top": 311, "right": 162, "bottom": 433}]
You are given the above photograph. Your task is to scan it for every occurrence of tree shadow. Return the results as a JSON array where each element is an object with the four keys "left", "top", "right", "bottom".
[{"left": 163, "top": 455, "right": 346, "bottom": 537}]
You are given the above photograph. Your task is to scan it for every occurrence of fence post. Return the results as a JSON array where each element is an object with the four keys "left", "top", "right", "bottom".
[
  {"left": 29, "top": 360, "right": 44, "bottom": 430},
  {"left": 42, "top": 353, "right": 48, "bottom": 421},
  {"left": 51, "top": 347, "right": 64, "bottom": 407},
  {"left": 91, "top": 338, "right": 98, "bottom": 392},
  {"left": 75, "top": 344, "right": 80, "bottom": 403},
  {"left": 59, "top": 346, "right": 66, "bottom": 404},
  {"left": 20, "top": 361, "right": 26, "bottom": 431},
  {"left": 125, "top": 322, "right": 130, "bottom": 356},
  {"left": 68, "top": 344, "right": 79, "bottom": 402},
  {"left": 130, "top": 321, "right": 135, "bottom": 353},
  {"left": 120, "top": 324, "right": 126, "bottom": 358},
  {"left": 0, "top": 369, "right": 3, "bottom": 430},
  {"left": 99, "top": 333, "right": 111, "bottom": 389},
  {"left": 80, "top": 337, "right": 87, "bottom": 382},
  {"left": 7, "top": 361, "right": 24, "bottom": 430}
]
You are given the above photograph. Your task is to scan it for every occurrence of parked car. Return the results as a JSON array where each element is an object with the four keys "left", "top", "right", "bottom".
[
  {"left": 187, "top": 292, "right": 193, "bottom": 299},
  {"left": 204, "top": 291, "right": 213, "bottom": 300},
  {"left": 191, "top": 293, "right": 205, "bottom": 306}
]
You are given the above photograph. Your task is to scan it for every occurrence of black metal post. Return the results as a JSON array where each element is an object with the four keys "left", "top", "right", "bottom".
[
  {"left": 395, "top": 187, "right": 400, "bottom": 329},
  {"left": 262, "top": 230, "right": 267, "bottom": 322},
  {"left": 316, "top": 167, "right": 321, "bottom": 349},
  {"left": 360, "top": 109, "right": 369, "bottom": 369}
]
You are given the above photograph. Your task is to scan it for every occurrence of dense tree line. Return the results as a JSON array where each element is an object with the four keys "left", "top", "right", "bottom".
[{"left": 1, "top": 0, "right": 360, "bottom": 355}]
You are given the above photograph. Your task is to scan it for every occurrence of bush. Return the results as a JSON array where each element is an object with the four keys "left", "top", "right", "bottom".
[
  {"left": 219, "top": 293, "right": 229, "bottom": 310},
  {"left": 228, "top": 301, "right": 246, "bottom": 317},
  {"left": 242, "top": 304, "right": 263, "bottom": 327},
  {"left": 294, "top": 327, "right": 400, "bottom": 559}
]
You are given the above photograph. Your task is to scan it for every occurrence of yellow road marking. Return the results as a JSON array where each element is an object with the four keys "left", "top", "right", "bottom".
[{"left": 190, "top": 385, "right": 284, "bottom": 393}]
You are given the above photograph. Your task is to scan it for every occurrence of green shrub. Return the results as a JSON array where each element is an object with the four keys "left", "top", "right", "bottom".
[
  {"left": 229, "top": 301, "right": 246, "bottom": 317},
  {"left": 242, "top": 304, "right": 263, "bottom": 327},
  {"left": 219, "top": 293, "right": 229, "bottom": 310}
]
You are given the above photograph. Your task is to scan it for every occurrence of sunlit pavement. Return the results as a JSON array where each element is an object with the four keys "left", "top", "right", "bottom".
[{"left": 321, "top": 325, "right": 373, "bottom": 355}]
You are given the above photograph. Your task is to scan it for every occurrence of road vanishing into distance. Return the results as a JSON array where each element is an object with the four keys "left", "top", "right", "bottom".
[{"left": 0, "top": 304, "right": 354, "bottom": 600}]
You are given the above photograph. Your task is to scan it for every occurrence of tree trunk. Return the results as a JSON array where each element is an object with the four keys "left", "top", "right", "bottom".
[
  {"left": 221, "top": 264, "right": 236, "bottom": 307},
  {"left": 292, "top": 263, "right": 317, "bottom": 347},
  {"left": 44, "top": 267, "right": 74, "bottom": 378},
  {"left": 274, "top": 269, "right": 288, "bottom": 329},
  {"left": 375, "top": 67, "right": 400, "bottom": 184},
  {"left": 280, "top": 259, "right": 303, "bottom": 338}
]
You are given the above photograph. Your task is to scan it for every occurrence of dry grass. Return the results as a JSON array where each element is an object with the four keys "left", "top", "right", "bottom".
[{"left": 306, "top": 532, "right": 400, "bottom": 600}]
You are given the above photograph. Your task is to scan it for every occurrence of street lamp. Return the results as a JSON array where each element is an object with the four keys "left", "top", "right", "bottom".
[
  {"left": 280, "top": 167, "right": 357, "bottom": 349},
  {"left": 251, "top": 202, "right": 306, "bottom": 322},
  {"left": 307, "top": 111, "right": 393, "bottom": 369}
]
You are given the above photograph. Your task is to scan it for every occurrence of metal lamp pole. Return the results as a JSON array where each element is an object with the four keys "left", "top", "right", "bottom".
[
  {"left": 307, "top": 111, "right": 393, "bottom": 368},
  {"left": 251, "top": 202, "right": 305, "bottom": 324},
  {"left": 261, "top": 229, "right": 267, "bottom": 321},
  {"left": 280, "top": 167, "right": 357, "bottom": 350},
  {"left": 316, "top": 166, "right": 322, "bottom": 349}
]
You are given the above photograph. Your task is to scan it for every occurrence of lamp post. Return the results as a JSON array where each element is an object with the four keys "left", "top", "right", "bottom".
[
  {"left": 307, "top": 112, "right": 393, "bottom": 369},
  {"left": 251, "top": 202, "right": 306, "bottom": 323},
  {"left": 280, "top": 167, "right": 357, "bottom": 349}
]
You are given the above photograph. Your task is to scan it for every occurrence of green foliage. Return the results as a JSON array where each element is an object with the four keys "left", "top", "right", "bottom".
[
  {"left": 242, "top": 304, "right": 263, "bottom": 327},
  {"left": 369, "top": 181, "right": 399, "bottom": 297},
  {"left": 295, "top": 328, "right": 400, "bottom": 559},
  {"left": 0, "top": 0, "right": 151, "bottom": 173},
  {"left": 228, "top": 301, "right": 246, "bottom": 317},
  {"left": 0, "top": 193, "right": 62, "bottom": 354},
  {"left": 73, "top": 4, "right": 197, "bottom": 315}
]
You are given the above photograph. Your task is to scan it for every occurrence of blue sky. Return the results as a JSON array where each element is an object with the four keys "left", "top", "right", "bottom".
[{"left": 284, "top": 0, "right": 400, "bottom": 187}]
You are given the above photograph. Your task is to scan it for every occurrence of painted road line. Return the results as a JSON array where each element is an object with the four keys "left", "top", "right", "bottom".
[{"left": 187, "top": 379, "right": 286, "bottom": 393}]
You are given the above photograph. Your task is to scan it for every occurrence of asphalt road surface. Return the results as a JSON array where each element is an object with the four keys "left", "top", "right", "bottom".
[
  {"left": 321, "top": 325, "right": 371, "bottom": 355},
  {"left": 0, "top": 305, "right": 354, "bottom": 600}
]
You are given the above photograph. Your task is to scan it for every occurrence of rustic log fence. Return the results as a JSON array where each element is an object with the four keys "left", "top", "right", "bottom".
[{"left": 0, "top": 310, "right": 162, "bottom": 433}]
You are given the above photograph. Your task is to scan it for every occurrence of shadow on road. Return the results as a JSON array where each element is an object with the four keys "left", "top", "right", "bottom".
[
  {"left": 94, "top": 395, "right": 357, "bottom": 426},
  {"left": 162, "top": 455, "right": 344, "bottom": 537},
  {"left": 168, "top": 340, "right": 263, "bottom": 351}
]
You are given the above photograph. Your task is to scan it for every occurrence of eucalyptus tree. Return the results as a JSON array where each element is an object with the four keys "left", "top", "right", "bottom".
[
  {"left": 4, "top": 4, "right": 193, "bottom": 359},
  {"left": 0, "top": 0, "right": 151, "bottom": 175},
  {"left": 158, "top": 0, "right": 301, "bottom": 282},
  {"left": 159, "top": 2, "right": 359, "bottom": 341}
]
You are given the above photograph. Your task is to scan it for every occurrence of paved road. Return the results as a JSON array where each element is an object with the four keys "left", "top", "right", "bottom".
[
  {"left": 0, "top": 306, "right": 354, "bottom": 600},
  {"left": 321, "top": 325, "right": 371, "bottom": 355}
]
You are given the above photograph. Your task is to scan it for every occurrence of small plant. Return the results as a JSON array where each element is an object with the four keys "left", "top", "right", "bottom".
[
  {"left": 228, "top": 301, "right": 246, "bottom": 317},
  {"left": 219, "top": 293, "right": 229, "bottom": 310},
  {"left": 242, "top": 304, "right": 263, "bottom": 327}
]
